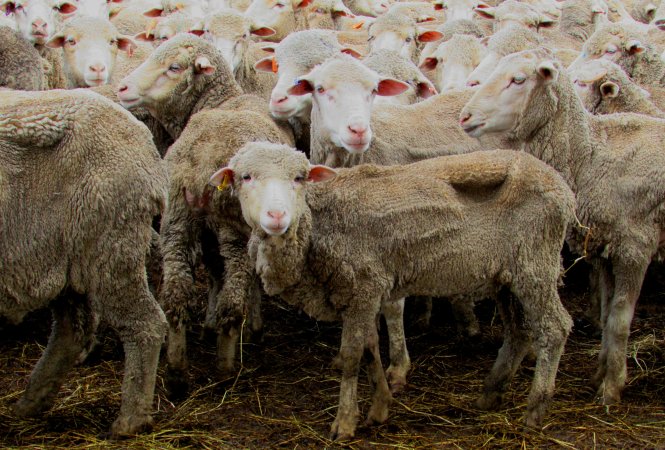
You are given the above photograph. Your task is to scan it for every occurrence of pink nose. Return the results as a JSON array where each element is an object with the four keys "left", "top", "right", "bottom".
[
  {"left": 32, "top": 19, "right": 47, "bottom": 33},
  {"left": 348, "top": 124, "right": 367, "bottom": 137},
  {"left": 271, "top": 95, "right": 289, "bottom": 106},
  {"left": 267, "top": 210, "right": 286, "bottom": 220},
  {"left": 89, "top": 64, "right": 106, "bottom": 75},
  {"left": 466, "top": 80, "right": 480, "bottom": 87},
  {"left": 460, "top": 112, "right": 471, "bottom": 126}
]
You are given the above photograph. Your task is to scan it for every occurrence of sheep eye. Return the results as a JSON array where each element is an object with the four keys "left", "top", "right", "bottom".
[
  {"left": 316, "top": 86, "right": 325, "bottom": 94},
  {"left": 169, "top": 63, "right": 182, "bottom": 72},
  {"left": 242, "top": 174, "right": 252, "bottom": 181},
  {"left": 273, "top": 2, "right": 285, "bottom": 7},
  {"left": 405, "top": 36, "right": 412, "bottom": 43},
  {"left": 512, "top": 75, "right": 526, "bottom": 85},
  {"left": 110, "top": 38, "right": 117, "bottom": 45},
  {"left": 66, "top": 37, "right": 76, "bottom": 45},
  {"left": 294, "top": 175, "right": 305, "bottom": 183},
  {"left": 606, "top": 47, "right": 617, "bottom": 54}
]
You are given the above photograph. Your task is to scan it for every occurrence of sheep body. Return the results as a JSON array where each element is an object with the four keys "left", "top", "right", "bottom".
[
  {"left": 216, "top": 142, "right": 575, "bottom": 439},
  {"left": 0, "top": 25, "right": 46, "bottom": 90},
  {"left": 0, "top": 88, "right": 167, "bottom": 438}
]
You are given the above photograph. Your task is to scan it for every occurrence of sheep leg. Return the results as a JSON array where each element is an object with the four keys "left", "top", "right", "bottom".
[
  {"left": 450, "top": 297, "right": 480, "bottom": 338},
  {"left": 382, "top": 297, "right": 411, "bottom": 393},
  {"left": 523, "top": 288, "right": 571, "bottom": 428},
  {"left": 14, "top": 294, "right": 95, "bottom": 417},
  {"left": 364, "top": 322, "right": 392, "bottom": 426},
  {"left": 201, "top": 228, "right": 224, "bottom": 333},
  {"left": 585, "top": 259, "right": 613, "bottom": 335},
  {"left": 331, "top": 310, "right": 374, "bottom": 441},
  {"left": 592, "top": 260, "right": 647, "bottom": 405},
  {"left": 476, "top": 293, "right": 532, "bottom": 411}
]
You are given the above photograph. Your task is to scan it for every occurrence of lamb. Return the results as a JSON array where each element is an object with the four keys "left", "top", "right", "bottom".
[
  {"left": 117, "top": 33, "right": 295, "bottom": 387},
  {"left": 571, "top": 58, "right": 665, "bottom": 117},
  {"left": 0, "top": 25, "right": 47, "bottom": 90},
  {"left": 190, "top": 8, "right": 277, "bottom": 99},
  {"left": 465, "top": 25, "right": 542, "bottom": 86},
  {"left": 209, "top": 141, "right": 575, "bottom": 439},
  {"left": 460, "top": 47, "right": 665, "bottom": 407},
  {"left": 0, "top": 88, "right": 167, "bottom": 438},
  {"left": 44, "top": 16, "right": 137, "bottom": 88},
  {"left": 420, "top": 33, "right": 486, "bottom": 91},
  {"left": 363, "top": 49, "right": 437, "bottom": 104},
  {"left": 569, "top": 22, "right": 665, "bottom": 86},
  {"left": 473, "top": 0, "right": 555, "bottom": 33}
]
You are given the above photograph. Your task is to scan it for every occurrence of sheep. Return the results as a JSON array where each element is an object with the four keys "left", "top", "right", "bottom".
[
  {"left": 0, "top": 25, "right": 47, "bottom": 90},
  {"left": 243, "top": 0, "right": 311, "bottom": 42},
  {"left": 559, "top": 0, "right": 610, "bottom": 42},
  {"left": 387, "top": 1, "right": 442, "bottom": 23},
  {"left": 0, "top": 0, "right": 77, "bottom": 45},
  {"left": 43, "top": 16, "right": 137, "bottom": 88},
  {"left": 420, "top": 33, "right": 486, "bottom": 92},
  {"left": 431, "top": 0, "right": 491, "bottom": 22},
  {"left": 110, "top": 2, "right": 154, "bottom": 35},
  {"left": 571, "top": 58, "right": 665, "bottom": 117},
  {"left": 460, "top": 47, "right": 665, "bottom": 407},
  {"left": 343, "top": 0, "right": 388, "bottom": 17},
  {"left": 190, "top": 8, "right": 277, "bottom": 99},
  {"left": 302, "top": 0, "right": 356, "bottom": 30},
  {"left": 366, "top": 11, "right": 443, "bottom": 64},
  {"left": 363, "top": 49, "right": 437, "bottom": 105},
  {"left": 569, "top": 22, "right": 665, "bottom": 86},
  {"left": 418, "top": 18, "right": 486, "bottom": 63},
  {"left": 143, "top": 0, "right": 207, "bottom": 19},
  {"left": 117, "top": 33, "right": 295, "bottom": 388},
  {"left": 0, "top": 88, "right": 167, "bottom": 438},
  {"left": 630, "top": 0, "right": 661, "bottom": 23},
  {"left": 209, "top": 141, "right": 575, "bottom": 439},
  {"left": 465, "top": 25, "right": 542, "bottom": 86},
  {"left": 473, "top": 0, "right": 555, "bottom": 33},
  {"left": 135, "top": 11, "right": 197, "bottom": 46}
]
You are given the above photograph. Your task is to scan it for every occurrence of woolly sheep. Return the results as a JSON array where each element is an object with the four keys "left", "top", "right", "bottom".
[
  {"left": 44, "top": 16, "right": 137, "bottom": 87},
  {"left": 143, "top": 0, "right": 207, "bottom": 18},
  {"left": 473, "top": 0, "right": 555, "bottom": 33},
  {"left": 210, "top": 141, "right": 575, "bottom": 439},
  {"left": 243, "top": 0, "right": 310, "bottom": 42},
  {"left": 303, "top": 0, "right": 356, "bottom": 30},
  {"left": 190, "top": 8, "right": 276, "bottom": 99},
  {"left": 559, "top": 0, "right": 609, "bottom": 42},
  {"left": 0, "top": 88, "right": 167, "bottom": 438},
  {"left": 460, "top": 47, "right": 665, "bottom": 407},
  {"left": 571, "top": 58, "right": 665, "bottom": 117},
  {"left": 631, "top": 0, "right": 661, "bottom": 23},
  {"left": 0, "top": 0, "right": 77, "bottom": 45},
  {"left": 0, "top": 25, "right": 47, "bottom": 90},
  {"left": 419, "top": 18, "right": 486, "bottom": 64},
  {"left": 342, "top": 0, "right": 388, "bottom": 17},
  {"left": 110, "top": 1, "right": 153, "bottom": 35},
  {"left": 431, "top": 0, "right": 491, "bottom": 22},
  {"left": 363, "top": 49, "right": 437, "bottom": 104},
  {"left": 135, "top": 11, "right": 197, "bottom": 46},
  {"left": 420, "top": 33, "right": 486, "bottom": 91},
  {"left": 118, "top": 33, "right": 295, "bottom": 386}
]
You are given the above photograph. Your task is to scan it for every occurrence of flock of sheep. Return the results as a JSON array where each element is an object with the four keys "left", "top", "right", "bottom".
[{"left": 0, "top": 0, "right": 664, "bottom": 442}]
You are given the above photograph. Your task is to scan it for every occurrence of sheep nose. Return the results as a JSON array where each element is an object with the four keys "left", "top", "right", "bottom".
[
  {"left": 271, "top": 95, "right": 289, "bottom": 105},
  {"left": 466, "top": 80, "right": 480, "bottom": 87},
  {"left": 460, "top": 112, "right": 472, "bottom": 126},
  {"left": 655, "top": 19, "right": 665, "bottom": 29},
  {"left": 348, "top": 124, "right": 367, "bottom": 136},
  {"left": 118, "top": 84, "right": 128, "bottom": 93},
  {"left": 32, "top": 19, "right": 47, "bottom": 33},
  {"left": 89, "top": 64, "right": 106, "bottom": 75},
  {"left": 267, "top": 210, "right": 286, "bottom": 220}
]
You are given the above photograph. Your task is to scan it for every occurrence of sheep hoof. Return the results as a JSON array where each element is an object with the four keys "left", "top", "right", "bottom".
[
  {"left": 595, "top": 384, "right": 621, "bottom": 406},
  {"left": 386, "top": 365, "right": 408, "bottom": 394},
  {"left": 330, "top": 416, "right": 357, "bottom": 441},
  {"left": 525, "top": 407, "right": 545, "bottom": 429},
  {"left": 475, "top": 392, "right": 503, "bottom": 411},
  {"left": 365, "top": 403, "right": 389, "bottom": 426},
  {"left": 12, "top": 398, "right": 45, "bottom": 418},
  {"left": 109, "top": 414, "right": 154, "bottom": 439}
]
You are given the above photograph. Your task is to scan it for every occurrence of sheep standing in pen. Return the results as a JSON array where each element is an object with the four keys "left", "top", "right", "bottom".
[
  {"left": 0, "top": 89, "right": 167, "bottom": 438},
  {"left": 460, "top": 47, "right": 665, "bottom": 406},
  {"left": 209, "top": 141, "right": 575, "bottom": 440},
  {"left": 117, "top": 33, "right": 295, "bottom": 391}
]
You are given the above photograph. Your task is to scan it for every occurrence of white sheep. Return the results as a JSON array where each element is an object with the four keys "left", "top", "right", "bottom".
[
  {"left": 461, "top": 46, "right": 665, "bottom": 407},
  {"left": 420, "top": 33, "right": 486, "bottom": 91},
  {"left": 363, "top": 49, "right": 437, "bottom": 104},
  {"left": 209, "top": 141, "right": 575, "bottom": 439},
  {"left": 0, "top": 0, "right": 77, "bottom": 45}
]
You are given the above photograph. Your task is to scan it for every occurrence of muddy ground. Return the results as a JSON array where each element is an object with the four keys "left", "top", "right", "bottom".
[{"left": 0, "top": 262, "right": 662, "bottom": 449}]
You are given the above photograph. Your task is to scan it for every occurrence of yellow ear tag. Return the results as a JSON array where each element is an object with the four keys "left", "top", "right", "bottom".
[
  {"left": 145, "top": 19, "right": 157, "bottom": 38},
  {"left": 217, "top": 173, "right": 230, "bottom": 190},
  {"left": 352, "top": 21, "right": 364, "bottom": 29}
]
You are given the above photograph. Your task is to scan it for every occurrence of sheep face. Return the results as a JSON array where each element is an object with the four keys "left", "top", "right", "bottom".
[
  {"left": 72, "top": 0, "right": 113, "bottom": 19},
  {"left": 349, "top": 0, "right": 388, "bottom": 16},
  {"left": 304, "top": 0, "right": 354, "bottom": 30},
  {"left": 368, "top": 15, "right": 442, "bottom": 62},
  {"left": 460, "top": 49, "right": 560, "bottom": 139},
  {"left": 46, "top": 16, "right": 135, "bottom": 87},
  {"left": 2, "top": 0, "right": 77, "bottom": 44},
  {"left": 244, "top": 0, "right": 309, "bottom": 40},
  {"left": 433, "top": 0, "right": 491, "bottom": 22},
  {"left": 420, "top": 34, "right": 485, "bottom": 92},
  {"left": 288, "top": 57, "right": 409, "bottom": 153},
  {"left": 135, "top": 13, "right": 196, "bottom": 47},
  {"left": 209, "top": 143, "right": 336, "bottom": 236},
  {"left": 475, "top": 0, "right": 554, "bottom": 33},
  {"left": 143, "top": 0, "right": 206, "bottom": 19},
  {"left": 117, "top": 37, "right": 216, "bottom": 110},
  {"left": 569, "top": 24, "right": 646, "bottom": 70}
]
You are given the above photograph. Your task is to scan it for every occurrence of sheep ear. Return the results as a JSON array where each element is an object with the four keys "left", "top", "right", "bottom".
[
  {"left": 134, "top": 31, "right": 155, "bottom": 41},
  {"left": 433, "top": 1, "right": 443, "bottom": 11},
  {"left": 3, "top": 2, "right": 16, "bottom": 14},
  {"left": 255, "top": 56, "right": 278, "bottom": 72},
  {"left": 46, "top": 33, "right": 66, "bottom": 48},
  {"left": 117, "top": 36, "right": 136, "bottom": 56},
  {"left": 308, "top": 165, "right": 337, "bottom": 183},
  {"left": 209, "top": 167, "right": 235, "bottom": 189},
  {"left": 419, "top": 57, "right": 438, "bottom": 71},
  {"left": 294, "top": 0, "right": 311, "bottom": 8},
  {"left": 645, "top": 3, "right": 657, "bottom": 20},
  {"left": 625, "top": 39, "right": 645, "bottom": 55},
  {"left": 417, "top": 29, "right": 443, "bottom": 43},
  {"left": 377, "top": 78, "right": 410, "bottom": 96},
  {"left": 288, "top": 78, "right": 314, "bottom": 95},
  {"left": 341, "top": 47, "right": 363, "bottom": 58},
  {"left": 536, "top": 61, "right": 558, "bottom": 82},
  {"left": 600, "top": 81, "right": 619, "bottom": 98},
  {"left": 251, "top": 25, "right": 276, "bottom": 37},
  {"left": 538, "top": 17, "right": 556, "bottom": 29},
  {"left": 195, "top": 56, "right": 216, "bottom": 75},
  {"left": 416, "top": 80, "right": 437, "bottom": 98},
  {"left": 55, "top": 2, "right": 77, "bottom": 14},
  {"left": 144, "top": 7, "right": 163, "bottom": 17},
  {"left": 474, "top": 5, "right": 495, "bottom": 19},
  {"left": 261, "top": 43, "right": 277, "bottom": 53}
]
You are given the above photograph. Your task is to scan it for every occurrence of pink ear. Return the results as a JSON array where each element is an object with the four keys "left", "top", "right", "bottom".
[
  {"left": 56, "top": 2, "right": 77, "bottom": 14},
  {"left": 189, "top": 29, "right": 205, "bottom": 36},
  {"left": 341, "top": 47, "right": 363, "bottom": 58},
  {"left": 117, "top": 37, "right": 136, "bottom": 56},
  {"left": 46, "top": 35, "right": 65, "bottom": 48},
  {"left": 417, "top": 81, "right": 437, "bottom": 98},
  {"left": 254, "top": 57, "right": 275, "bottom": 72},
  {"left": 288, "top": 79, "right": 314, "bottom": 96},
  {"left": 433, "top": 3, "right": 443, "bottom": 10},
  {"left": 332, "top": 9, "right": 351, "bottom": 18},
  {"left": 251, "top": 26, "right": 276, "bottom": 37},
  {"left": 308, "top": 165, "right": 337, "bottom": 182},
  {"left": 134, "top": 32, "right": 155, "bottom": 41},
  {"left": 4, "top": 2, "right": 16, "bottom": 14},
  {"left": 417, "top": 30, "right": 443, "bottom": 43},
  {"left": 144, "top": 7, "right": 163, "bottom": 17},
  {"left": 416, "top": 16, "right": 436, "bottom": 23},
  {"left": 209, "top": 167, "right": 235, "bottom": 188},
  {"left": 296, "top": 0, "right": 311, "bottom": 8},
  {"left": 419, "top": 57, "right": 438, "bottom": 71},
  {"left": 195, "top": 56, "right": 216, "bottom": 75},
  {"left": 474, "top": 6, "right": 495, "bottom": 19},
  {"left": 376, "top": 78, "right": 410, "bottom": 96}
]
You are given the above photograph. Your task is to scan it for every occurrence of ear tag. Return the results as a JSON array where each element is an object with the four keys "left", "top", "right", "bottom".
[
  {"left": 145, "top": 18, "right": 157, "bottom": 38},
  {"left": 271, "top": 57, "right": 278, "bottom": 73},
  {"left": 217, "top": 173, "right": 230, "bottom": 190},
  {"left": 352, "top": 21, "right": 364, "bottom": 29}
]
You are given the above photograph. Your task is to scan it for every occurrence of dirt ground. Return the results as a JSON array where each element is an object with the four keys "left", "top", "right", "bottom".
[{"left": 0, "top": 261, "right": 663, "bottom": 449}]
